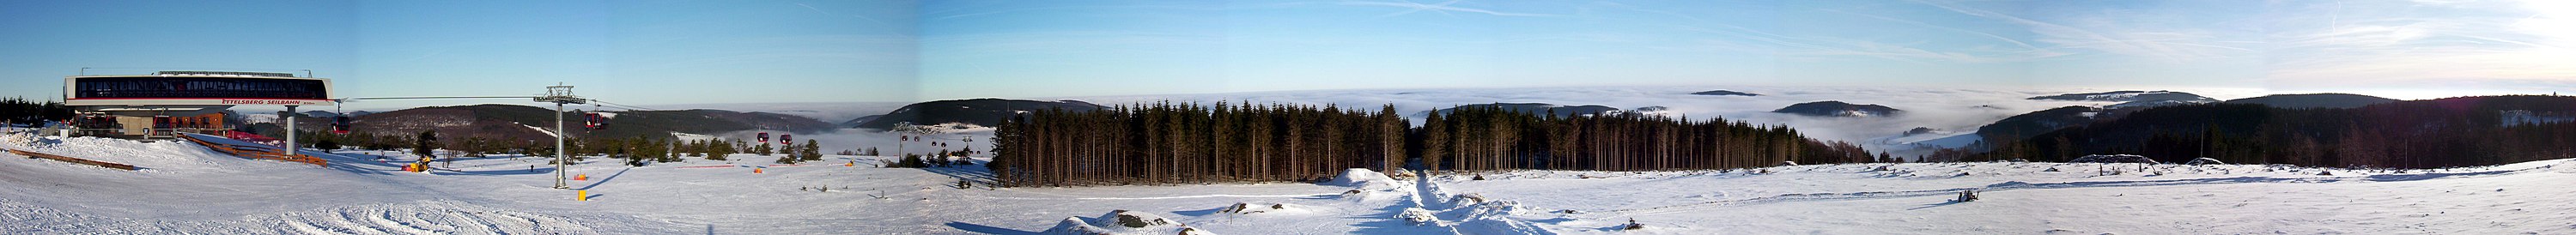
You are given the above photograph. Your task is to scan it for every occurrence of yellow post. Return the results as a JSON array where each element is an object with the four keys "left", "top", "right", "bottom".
[{"left": 578, "top": 190, "right": 588, "bottom": 201}]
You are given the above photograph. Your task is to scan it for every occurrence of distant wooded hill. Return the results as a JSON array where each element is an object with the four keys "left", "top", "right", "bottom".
[
  {"left": 337, "top": 104, "right": 833, "bottom": 142},
  {"left": 848, "top": 99, "right": 1103, "bottom": 130},
  {"left": 2219, "top": 93, "right": 2398, "bottom": 109},
  {"left": 1955, "top": 95, "right": 2576, "bottom": 169},
  {"left": 1771, "top": 101, "right": 1901, "bottom": 118}
]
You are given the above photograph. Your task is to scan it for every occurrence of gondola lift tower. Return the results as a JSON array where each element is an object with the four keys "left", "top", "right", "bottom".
[{"left": 533, "top": 84, "right": 586, "bottom": 189}]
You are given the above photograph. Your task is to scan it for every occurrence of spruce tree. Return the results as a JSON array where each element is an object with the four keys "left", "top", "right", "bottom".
[
  {"left": 897, "top": 154, "right": 927, "bottom": 168},
  {"left": 799, "top": 140, "right": 823, "bottom": 161},
  {"left": 707, "top": 139, "right": 732, "bottom": 160},
  {"left": 413, "top": 130, "right": 440, "bottom": 160}
]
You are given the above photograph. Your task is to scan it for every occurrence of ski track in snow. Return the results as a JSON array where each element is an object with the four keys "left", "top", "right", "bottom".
[
  {"left": 3, "top": 197, "right": 598, "bottom": 234},
  {"left": 1607, "top": 165, "right": 2555, "bottom": 217},
  {"left": 978, "top": 193, "right": 1340, "bottom": 201}
]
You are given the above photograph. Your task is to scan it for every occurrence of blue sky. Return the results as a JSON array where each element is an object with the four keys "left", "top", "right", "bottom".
[
  {"left": 919, "top": 0, "right": 2574, "bottom": 99},
  {"left": 4, "top": 0, "right": 2571, "bottom": 109},
  {"left": 1, "top": 0, "right": 917, "bottom": 110}
]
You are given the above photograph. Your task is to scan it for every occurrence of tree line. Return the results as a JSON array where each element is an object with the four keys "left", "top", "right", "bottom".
[
  {"left": 987, "top": 102, "right": 1878, "bottom": 187},
  {"left": 988, "top": 102, "right": 1407, "bottom": 187},
  {"left": 1957, "top": 95, "right": 2576, "bottom": 169},
  {"left": 1419, "top": 105, "right": 1873, "bottom": 172},
  {"left": 0, "top": 97, "right": 73, "bottom": 124}
]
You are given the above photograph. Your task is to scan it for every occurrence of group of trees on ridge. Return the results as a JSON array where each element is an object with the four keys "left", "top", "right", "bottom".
[{"left": 987, "top": 102, "right": 1879, "bottom": 187}]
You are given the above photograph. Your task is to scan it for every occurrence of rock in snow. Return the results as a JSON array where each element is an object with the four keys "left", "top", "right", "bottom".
[{"left": 1220, "top": 202, "right": 1302, "bottom": 214}]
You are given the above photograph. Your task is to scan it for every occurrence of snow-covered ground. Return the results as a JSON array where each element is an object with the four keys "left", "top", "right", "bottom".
[
  {"left": 5, "top": 130, "right": 2572, "bottom": 234},
  {"left": 0, "top": 132, "right": 1431, "bottom": 234},
  {"left": 1437, "top": 161, "right": 2576, "bottom": 234}
]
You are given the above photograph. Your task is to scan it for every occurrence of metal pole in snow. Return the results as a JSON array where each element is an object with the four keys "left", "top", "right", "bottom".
[
  {"left": 285, "top": 105, "right": 297, "bottom": 156},
  {"left": 539, "top": 84, "right": 584, "bottom": 190},
  {"left": 555, "top": 101, "right": 568, "bottom": 189}
]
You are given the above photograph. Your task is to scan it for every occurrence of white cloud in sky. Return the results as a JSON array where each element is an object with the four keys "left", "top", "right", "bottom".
[{"left": 2260, "top": 0, "right": 2576, "bottom": 91}]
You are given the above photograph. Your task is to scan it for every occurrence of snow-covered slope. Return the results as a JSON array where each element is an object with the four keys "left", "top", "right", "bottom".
[
  {"left": 8, "top": 130, "right": 2568, "bottom": 234},
  {"left": 0, "top": 132, "right": 1455, "bottom": 233},
  {"left": 1437, "top": 160, "right": 2576, "bottom": 234}
]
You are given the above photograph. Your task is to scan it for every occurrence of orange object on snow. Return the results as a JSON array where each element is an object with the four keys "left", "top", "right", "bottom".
[
  {"left": 754, "top": 168, "right": 764, "bottom": 174},
  {"left": 575, "top": 174, "right": 588, "bottom": 181}
]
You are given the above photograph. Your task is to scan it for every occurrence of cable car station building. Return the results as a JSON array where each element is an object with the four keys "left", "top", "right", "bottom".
[{"left": 64, "top": 71, "right": 334, "bottom": 139}]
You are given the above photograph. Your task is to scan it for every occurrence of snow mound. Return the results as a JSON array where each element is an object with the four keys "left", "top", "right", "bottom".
[
  {"left": 1443, "top": 194, "right": 1490, "bottom": 209},
  {"left": 1042, "top": 210, "right": 1213, "bottom": 235},
  {"left": 1385, "top": 169, "right": 1419, "bottom": 179},
  {"left": 1453, "top": 216, "right": 1552, "bottom": 235},
  {"left": 2185, "top": 158, "right": 2225, "bottom": 165},
  {"left": 1397, "top": 208, "right": 1443, "bottom": 226},
  {"left": 1326, "top": 168, "right": 1396, "bottom": 188},
  {"left": 1433, "top": 197, "right": 1551, "bottom": 234},
  {"left": 1, "top": 133, "right": 296, "bottom": 173},
  {"left": 2070, "top": 154, "right": 2159, "bottom": 164},
  {"left": 1388, "top": 173, "right": 1555, "bottom": 234}
]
